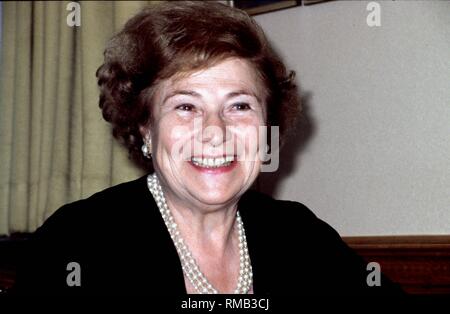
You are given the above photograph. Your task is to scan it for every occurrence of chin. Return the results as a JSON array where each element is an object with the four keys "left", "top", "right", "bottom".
[{"left": 192, "top": 189, "right": 239, "bottom": 207}]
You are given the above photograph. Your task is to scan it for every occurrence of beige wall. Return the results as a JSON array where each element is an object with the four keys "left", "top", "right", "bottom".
[{"left": 255, "top": 1, "right": 450, "bottom": 236}]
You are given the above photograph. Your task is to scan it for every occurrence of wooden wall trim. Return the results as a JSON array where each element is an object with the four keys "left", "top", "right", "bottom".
[
  {"left": 343, "top": 235, "right": 450, "bottom": 294},
  {"left": 344, "top": 235, "right": 450, "bottom": 249}
]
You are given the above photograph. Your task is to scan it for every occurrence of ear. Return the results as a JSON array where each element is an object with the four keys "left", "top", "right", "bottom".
[
  {"left": 139, "top": 125, "right": 149, "bottom": 138},
  {"left": 139, "top": 125, "right": 152, "bottom": 148}
]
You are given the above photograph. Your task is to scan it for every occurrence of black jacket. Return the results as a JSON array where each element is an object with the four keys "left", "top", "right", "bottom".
[{"left": 12, "top": 175, "right": 402, "bottom": 296}]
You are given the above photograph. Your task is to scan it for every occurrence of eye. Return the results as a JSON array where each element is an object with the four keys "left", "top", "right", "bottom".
[
  {"left": 232, "top": 102, "right": 251, "bottom": 111},
  {"left": 176, "top": 103, "right": 195, "bottom": 111}
]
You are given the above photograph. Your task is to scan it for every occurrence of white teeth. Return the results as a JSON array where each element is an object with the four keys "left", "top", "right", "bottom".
[
  {"left": 191, "top": 156, "right": 235, "bottom": 168},
  {"left": 214, "top": 158, "right": 224, "bottom": 166}
]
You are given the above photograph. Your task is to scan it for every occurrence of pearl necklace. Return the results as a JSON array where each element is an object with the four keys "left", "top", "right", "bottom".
[{"left": 146, "top": 173, "right": 253, "bottom": 294}]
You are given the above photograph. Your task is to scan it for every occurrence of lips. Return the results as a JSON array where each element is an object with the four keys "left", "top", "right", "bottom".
[{"left": 190, "top": 155, "right": 235, "bottom": 168}]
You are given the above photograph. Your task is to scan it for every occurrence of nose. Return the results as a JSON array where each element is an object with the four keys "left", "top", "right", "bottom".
[{"left": 198, "top": 112, "right": 229, "bottom": 147}]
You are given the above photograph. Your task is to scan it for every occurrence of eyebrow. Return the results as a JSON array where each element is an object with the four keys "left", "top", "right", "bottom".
[
  {"left": 163, "top": 90, "right": 200, "bottom": 104},
  {"left": 163, "top": 89, "right": 262, "bottom": 104},
  {"left": 227, "top": 90, "right": 262, "bottom": 103}
]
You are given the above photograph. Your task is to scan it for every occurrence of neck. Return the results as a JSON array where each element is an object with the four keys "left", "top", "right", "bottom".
[{"left": 164, "top": 191, "right": 238, "bottom": 256}]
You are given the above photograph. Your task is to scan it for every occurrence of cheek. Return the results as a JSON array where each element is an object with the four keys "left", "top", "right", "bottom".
[
  {"left": 234, "top": 122, "right": 264, "bottom": 161},
  {"left": 155, "top": 116, "right": 193, "bottom": 159}
]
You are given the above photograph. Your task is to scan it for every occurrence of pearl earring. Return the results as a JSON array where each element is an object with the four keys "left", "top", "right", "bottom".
[{"left": 141, "top": 143, "right": 151, "bottom": 159}]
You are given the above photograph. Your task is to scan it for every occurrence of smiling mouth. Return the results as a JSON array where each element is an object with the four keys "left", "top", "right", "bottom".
[{"left": 190, "top": 156, "right": 235, "bottom": 168}]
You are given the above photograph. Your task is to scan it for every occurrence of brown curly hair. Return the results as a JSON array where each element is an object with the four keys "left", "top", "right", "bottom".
[{"left": 96, "top": 1, "right": 300, "bottom": 172}]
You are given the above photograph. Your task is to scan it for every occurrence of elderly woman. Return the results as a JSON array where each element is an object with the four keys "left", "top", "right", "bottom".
[{"left": 13, "top": 1, "right": 401, "bottom": 296}]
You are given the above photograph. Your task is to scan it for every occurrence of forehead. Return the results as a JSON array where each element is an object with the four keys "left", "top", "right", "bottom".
[{"left": 156, "top": 58, "right": 266, "bottom": 98}]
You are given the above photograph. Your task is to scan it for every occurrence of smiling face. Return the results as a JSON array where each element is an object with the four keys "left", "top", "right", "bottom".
[{"left": 142, "top": 58, "right": 267, "bottom": 212}]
